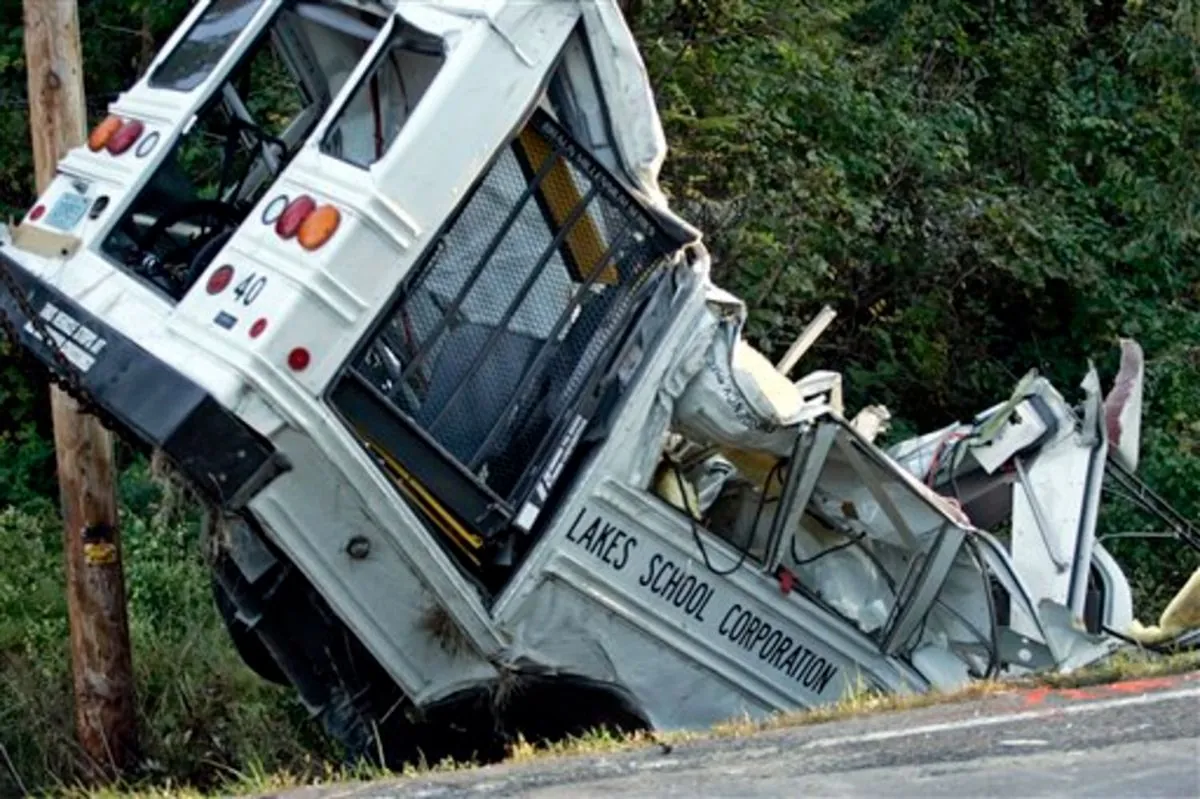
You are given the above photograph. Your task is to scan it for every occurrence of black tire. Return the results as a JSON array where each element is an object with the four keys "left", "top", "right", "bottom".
[{"left": 211, "top": 577, "right": 289, "bottom": 685}]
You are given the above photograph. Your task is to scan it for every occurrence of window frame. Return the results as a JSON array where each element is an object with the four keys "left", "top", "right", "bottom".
[
  {"left": 315, "top": 15, "right": 448, "bottom": 170},
  {"left": 542, "top": 26, "right": 624, "bottom": 182},
  {"left": 147, "top": 0, "right": 274, "bottom": 94},
  {"left": 97, "top": 1, "right": 358, "bottom": 301}
]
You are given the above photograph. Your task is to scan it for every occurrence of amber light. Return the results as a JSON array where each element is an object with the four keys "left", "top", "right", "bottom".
[
  {"left": 275, "top": 195, "right": 316, "bottom": 239},
  {"left": 207, "top": 264, "right": 234, "bottom": 294},
  {"left": 88, "top": 116, "right": 123, "bottom": 152},
  {"left": 298, "top": 205, "right": 340, "bottom": 251},
  {"left": 287, "top": 347, "right": 311, "bottom": 371},
  {"left": 106, "top": 119, "right": 145, "bottom": 156}
]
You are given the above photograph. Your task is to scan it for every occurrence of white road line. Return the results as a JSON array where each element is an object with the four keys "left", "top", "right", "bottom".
[{"left": 802, "top": 686, "right": 1200, "bottom": 750}]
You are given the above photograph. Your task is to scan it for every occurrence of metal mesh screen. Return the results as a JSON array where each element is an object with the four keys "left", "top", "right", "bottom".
[{"left": 349, "top": 110, "right": 678, "bottom": 502}]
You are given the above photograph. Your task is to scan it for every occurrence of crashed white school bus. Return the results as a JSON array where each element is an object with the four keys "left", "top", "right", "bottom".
[{"left": 2, "top": 0, "right": 1198, "bottom": 764}]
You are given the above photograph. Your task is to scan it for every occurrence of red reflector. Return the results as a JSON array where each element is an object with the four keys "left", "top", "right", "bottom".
[
  {"left": 29, "top": 204, "right": 46, "bottom": 221},
  {"left": 249, "top": 318, "right": 268, "bottom": 339},
  {"left": 275, "top": 195, "right": 316, "bottom": 239},
  {"left": 207, "top": 265, "right": 234, "bottom": 294},
  {"left": 106, "top": 120, "right": 144, "bottom": 155},
  {"left": 287, "top": 347, "right": 311, "bottom": 371}
]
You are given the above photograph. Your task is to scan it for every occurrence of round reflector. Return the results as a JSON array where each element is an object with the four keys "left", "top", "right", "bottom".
[
  {"left": 106, "top": 120, "right": 144, "bottom": 155},
  {"left": 249, "top": 318, "right": 268, "bottom": 339},
  {"left": 287, "top": 347, "right": 311, "bottom": 371},
  {"left": 275, "top": 195, "right": 316, "bottom": 239},
  {"left": 88, "top": 116, "right": 122, "bottom": 152},
  {"left": 135, "top": 131, "right": 161, "bottom": 158},
  {"left": 207, "top": 265, "right": 235, "bottom": 295},
  {"left": 261, "top": 195, "right": 289, "bottom": 226},
  {"left": 29, "top": 204, "right": 46, "bottom": 221},
  {"left": 298, "top": 205, "right": 341, "bottom": 251}
]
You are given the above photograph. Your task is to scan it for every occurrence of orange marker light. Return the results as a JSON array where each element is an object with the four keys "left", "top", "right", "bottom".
[
  {"left": 297, "top": 205, "right": 340, "bottom": 251},
  {"left": 88, "top": 116, "right": 123, "bottom": 152}
]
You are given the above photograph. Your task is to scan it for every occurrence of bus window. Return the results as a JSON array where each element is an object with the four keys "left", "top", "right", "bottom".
[
  {"left": 103, "top": 2, "right": 382, "bottom": 300},
  {"left": 320, "top": 22, "right": 445, "bottom": 167},
  {"left": 150, "top": 0, "right": 266, "bottom": 93}
]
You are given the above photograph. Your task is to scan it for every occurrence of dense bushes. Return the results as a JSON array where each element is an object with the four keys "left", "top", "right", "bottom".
[
  {"left": 633, "top": 0, "right": 1200, "bottom": 601},
  {"left": 0, "top": 0, "right": 1198, "bottom": 794},
  {"left": 0, "top": 462, "right": 333, "bottom": 797}
]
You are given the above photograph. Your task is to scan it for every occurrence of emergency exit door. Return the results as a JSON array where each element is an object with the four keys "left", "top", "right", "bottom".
[{"left": 332, "top": 109, "right": 689, "bottom": 570}]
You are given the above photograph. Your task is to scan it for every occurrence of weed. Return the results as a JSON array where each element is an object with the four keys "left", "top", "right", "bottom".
[{"left": 0, "top": 463, "right": 336, "bottom": 798}]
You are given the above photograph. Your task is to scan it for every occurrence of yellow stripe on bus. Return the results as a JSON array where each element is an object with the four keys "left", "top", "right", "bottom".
[
  {"left": 360, "top": 438, "right": 485, "bottom": 565},
  {"left": 516, "top": 126, "right": 619, "bottom": 286}
]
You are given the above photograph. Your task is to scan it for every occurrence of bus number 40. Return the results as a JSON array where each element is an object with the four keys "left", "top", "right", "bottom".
[{"left": 234, "top": 273, "right": 267, "bottom": 306}]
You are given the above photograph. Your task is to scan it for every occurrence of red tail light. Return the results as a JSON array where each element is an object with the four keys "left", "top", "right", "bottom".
[
  {"left": 275, "top": 195, "right": 316, "bottom": 239},
  {"left": 106, "top": 120, "right": 144, "bottom": 155},
  {"left": 28, "top": 204, "right": 46, "bottom": 221},
  {"left": 207, "top": 265, "right": 234, "bottom": 294},
  {"left": 287, "top": 347, "right": 311, "bottom": 371}
]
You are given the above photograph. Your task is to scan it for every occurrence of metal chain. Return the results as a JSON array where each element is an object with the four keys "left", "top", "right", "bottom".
[{"left": 0, "top": 254, "right": 122, "bottom": 431}]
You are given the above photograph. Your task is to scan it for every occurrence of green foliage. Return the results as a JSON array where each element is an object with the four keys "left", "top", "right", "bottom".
[
  {"left": 631, "top": 0, "right": 1200, "bottom": 608},
  {"left": 0, "top": 461, "right": 334, "bottom": 797}
]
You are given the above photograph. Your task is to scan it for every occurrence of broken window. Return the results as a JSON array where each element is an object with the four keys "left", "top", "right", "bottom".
[
  {"left": 542, "top": 29, "right": 622, "bottom": 179},
  {"left": 333, "top": 108, "right": 688, "bottom": 574},
  {"left": 649, "top": 451, "right": 781, "bottom": 567},
  {"left": 102, "top": 1, "right": 381, "bottom": 300},
  {"left": 320, "top": 22, "right": 445, "bottom": 168}
]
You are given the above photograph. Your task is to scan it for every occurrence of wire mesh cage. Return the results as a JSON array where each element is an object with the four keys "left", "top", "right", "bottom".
[{"left": 336, "top": 108, "right": 686, "bottom": 543}]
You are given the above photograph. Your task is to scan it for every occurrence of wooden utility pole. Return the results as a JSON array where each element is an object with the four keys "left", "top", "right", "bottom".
[{"left": 23, "top": 0, "right": 138, "bottom": 778}]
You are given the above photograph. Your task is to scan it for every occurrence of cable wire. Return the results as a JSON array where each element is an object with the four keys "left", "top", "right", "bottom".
[
  {"left": 790, "top": 527, "right": 867, "bottom": 566},
  {"left": 673, "top": 457, "right": 783, "bottom": 577}
]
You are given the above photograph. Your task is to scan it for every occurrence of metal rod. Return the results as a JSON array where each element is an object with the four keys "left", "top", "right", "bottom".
[
  {"left": 426, "top": 184, "right": 601, "bottom": 434},
  {"left": 1105, "top": 459, "right": 1200, "bottom": 552},
  {"left": 1013, "top": 456, "right": 1070, "bottom": 573},
  {"left": 776, "top": 304, "right": 837, "bottom": 378},
  {"left": 467, "top": 221, "right": 638, "bottom": 470},
  {"left": 397, "top": 143, "right": 563, "bottom": 386}
]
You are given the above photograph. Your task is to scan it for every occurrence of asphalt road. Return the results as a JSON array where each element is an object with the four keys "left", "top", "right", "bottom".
[{"left": 284, "top": 672, "right": 1200, "bottom": 798}]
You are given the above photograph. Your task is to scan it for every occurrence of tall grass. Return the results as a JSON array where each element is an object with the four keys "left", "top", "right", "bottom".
[{"left": 0, "top": 461, "right": 336, "bottom": 797}]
